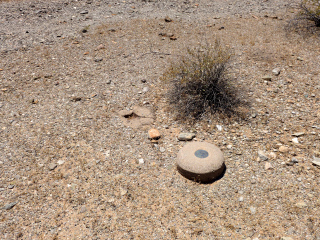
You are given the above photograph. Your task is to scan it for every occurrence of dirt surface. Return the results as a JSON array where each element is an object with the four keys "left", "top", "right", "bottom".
[{"left": 1, "top": 0, "right": 320, "bottom": 239}]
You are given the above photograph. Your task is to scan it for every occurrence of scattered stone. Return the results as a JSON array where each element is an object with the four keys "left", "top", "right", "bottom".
[
  {"left": 292, "top": 137, "right": 299, "bottom": 144},
  {"left": 286, "top": 158, "right": 298, "bottom": 166},
  {"left": 292, "top": 132, "right": 305, "bottom": 137},
  {"left": 142, "top": 87, "right": 149, "bottom": 93},
  {"left": 258, "top": 150, "right": 268, "bottom": 161},
  {"left": 249, "top": 206, "right": 256, "bottom": 214},
  {"left": 176, "top": 141, "right": 225, "bottom": 183},
  {"left": 269, "top": 152, "right": 277, "bottom": 159},
  {"left": 138, "top": 158, "right": 144, "bottom": 164},
  {"left": 216, "top": 125, "right": 222, "bottom": 131},
  {"left": 148, "top": 129, "right": 161, "bottom": 139},
  {"left": 57, "top": 160, "right": 65, "bottom": 165},
  {"left": 80, "top": 10, "right": 89, "bottom": 14},
  {"left": 120, "top": 187, "right": 127, "bottom": 196},
  {"left": 295, "top": 201, "right": 307, "bottom": 208},
  {"left": 164, "top": 16, "right": 172, "bottom": 22},
  {"left": 265, "top": 162, "right": 273, "bottom": 170},
  {"left": 312, "top": 156, "right": 320, "bottom": 166},
  {"left": 178, "top": 132, "right": 196, "bottom": 141},
  {"left": 79, "top": 206, "right": 87, "bottom": 213},
  {"left": 4, "top": 202, "right": 17, "bottom": 210},
  {"left": 8, "top": 185, "right": 14, "bottom": 189},
  {"left": 262, "top": 75, "right": 272, "bottom": 81},
  {"left": 279, "top": 146, "right": 289, "bottom": 153},
  {"left": 272, "top": 68, "right": 281, "bottom": 76},
  {"left": 48, "top": 163, "right": 57, "bottom": 171},
  {"left": 280, "top": 237, "right": 294, "bottom": 240}
]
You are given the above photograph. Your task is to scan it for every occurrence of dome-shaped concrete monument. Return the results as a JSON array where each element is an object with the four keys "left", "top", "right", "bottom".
[{"left": 176, "top": 142, "right": 225, "bottom": 183}]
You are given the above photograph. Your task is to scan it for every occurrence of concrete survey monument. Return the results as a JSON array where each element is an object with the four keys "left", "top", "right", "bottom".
[{"left": 176, "top": 142, "right": 225, "bottom": 183}]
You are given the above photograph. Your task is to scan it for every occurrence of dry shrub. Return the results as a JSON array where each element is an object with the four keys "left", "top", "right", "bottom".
[
  {"left": 299, "top": 0, "right": 320, "bottom": 27},
  {"left": 162, "top": 40, "right": 243, "bottom": 121}
]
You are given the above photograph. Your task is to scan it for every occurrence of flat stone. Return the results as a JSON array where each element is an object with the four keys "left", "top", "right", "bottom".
[
  {"left": 262, "top": 75, "right": 272, "bottom": 81},
  {"left": 178, "top": 132, "right": 196, "bottom": 141},
  {"left": 279, "top": 146, "right": 289, "bottom": 153},
  {"left": 48, "top": 163, "right": 57, "bottom": 171},
  {"left": 280, "top": 237, "right": 294, "bottom": 240},
  {"left": 265, "top": 162, "right": 273, "bottom": 170},
  {"left": 295, "top": 201, "right": 307, "bottom": 208},
  {"left": 272, "top": 68, "right": 281, "bottom": 76},
  {"left": 292, "top": 132, "right": 305, "bottom": 137},
  {"left": 4, "top": 202, "right": 17, "bottom": 210},
  {"left": 258, "top": 150, "right": 268, "bottom": 161},
  {"left": 118, "top": 109, "right": 133, "bottom": 117},
  {"left": 148, "top": 129, "right": 161, "bottom": 139},
  {"left": 292, "top": 137, "right": 299, "bottom": 144},
  {"left": 176, "top": 142, "right": 225, "bottom": 183},
  {"left": 312, "top": 156, "right": 320, "bottom": 166}
]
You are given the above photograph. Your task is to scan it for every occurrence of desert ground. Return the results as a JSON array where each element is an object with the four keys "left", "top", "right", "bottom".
[{"left": 1, "top": 0, "right": 320, "bottom": 239}]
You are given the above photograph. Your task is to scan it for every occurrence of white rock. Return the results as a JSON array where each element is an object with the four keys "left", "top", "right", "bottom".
[
  {"left": 272, "top": 68, "right": 281, "bottom": 76},
  {"left": 265, "top": 162, "right": 273, "bottom": 170},
  {"left": 216, "top": 125, "right": 223, "bottom": 131},
  {"left": 57, "top": 160, "right": 65, "bottom": 165},
  {"left": 138, "top": 158, "right": 144, "bottom": 164},
  {"left": 312, "top": 156, "right": 320, "bottom": 166},
  {"left": 292, "top": 137, "right": 299, "bottom": 144},
  {"left": 258, "top": 150, "right": 268, "bottom": 161}
]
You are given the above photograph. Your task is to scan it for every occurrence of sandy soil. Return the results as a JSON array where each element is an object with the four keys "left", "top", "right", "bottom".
[{"left": 1, "top": 0, "right": 320, "bottom": 239}]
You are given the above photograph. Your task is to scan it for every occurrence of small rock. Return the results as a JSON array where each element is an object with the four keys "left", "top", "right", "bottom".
[
  {"left": 106, "top": 79, "right": 111, "bottom": 84},
  {"left": 249, "top": 206, "right": 256, "bottom": 214},
  {"left": 120, "top": 187, "right": 127, "bottom": 196},
  {"left": 292, "top": 132, "right": 305, "bottom": 137},
  {"left": 178, "top": 132, "right": 196, "bottom": 141},
  {"left": 265, "top": 162, "right": 273, "bottom": 170},
  {"left": 8, "top": 185, "right": 14, "bottom": 189},
  {"left": 148, "top": 129, "right": 161, "bottom": 139},
  {"left": 164, "top": 16, "right": 172, "bottom": 22},
  {"left": 295, "top": 201, "right": 307, "bottom": 208},
  {"left": 48, "top": 163, "right": 57, "bottom": 171},
  {"left": 80, "top": 10, "right": 89, "bottom": 14},
  {"left": 279, "top": 146, "right": 289, "bottom": 153},
  {"left": 94, "top": 58, "right": 103, "bottom": 62},
  {"left": 159, "top": 147, "right": 165, "bottom": 153},
  {"left": 216, "top": 125, "right": 222, "bottom": 131},
  {"left": 262, "top": 75, "right": 272, "bottom": 81},
  {"left": 280, "top": 237, "right": 294, "bottom": 240},
  {"left": 258, "top": 150, "right": 268, "bottom": 161},
  {"left": 239, "top": 196, "right": 244, "bottom": 202},
  {"left": 71, "top": 96, "right": 82, "bottom": 102},
  {"left": 272, "top": 68, "right": 281, "bottom": 76},
  {"left": 292, "top": 137, "right": 299, "bottom": 144},
  {"left": 142, "top": 87, "right": 149, "bottom": 93},
  {"left": 297, "top": 57, "right": 304, "bottom": 61},
  {"left": 79, "top": 206, "right": 87, "bottom": 213},
  {"left": 269, "top": 152, "right": 277, "bottom": 159},
  {"left": 141, "top": 79, "right": 147, "bottom": 83},
  {"left": 138, "top": 158, "right": 144, "bottom": 164},
  {"left": 4, "top": 202, "right": 17, "bottom": 210},
  {"left": 312, "top": 156, "right": 320, "bottom": 166},
  {"left": 291, "top": 157, "right": 298, "bottom": 163},
  {"left": 57, "top": 160, "right": 65, "bottom": 165},
  {"left": 95, "top": 44, "right": 105, "bottom": 51}
]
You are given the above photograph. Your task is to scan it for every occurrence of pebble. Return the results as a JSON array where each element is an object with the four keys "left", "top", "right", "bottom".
[
  {"left": 138, "top": 158, "right": 144, "bottom": 164},
  {"left": 292, "top": 137, "right": 299, "bottom": 144},
  {"left": 120, "top": 187, "right": 127, "bottom": 196},
  {"left": 312, "top": 156, "right": 320, "bottom": 166},
  {"left": 258, "top": 150, "right": 268, "bottom": 161},
  {"left": 8, "top": 185, "right": 14, "bottom": 189},
  {"left": 249, "top": 206, "right": 256, "bottom": 214},
  {"left": 295, "top": 201, "right": 307, "bottom": 208},
  {"left": 148, "top": 129, "right": 161, "bottom": 139},
  {"left": 178, "top": 132, "right": 196, "bottom": 141},
  {"left": 292, "top": 132, "right": 305, "bottom": 137},
  {"left": 159, "top": 147, "right": 165, "bottom": 153},
  {"left": 262, "top": 75, "right": 272, "bottom": 81},
  {"left": 269, "top": 152, "right": 277, "bottom": 159},
  {"left": 142, "top": 87, "right": 149, "bottom": 93},
  {"left": 79, "top": 206, "right": 87, "bottom": 213},
  {"left": 272, "top": 68, "right": 281, "bottom": 76},
  {"left": 265, "top": 162, "right": 273, "bottom": 170},
  {"left": 80, "top": 10, "right": 89, "bottom": 14},
  {"left": 279, "top": 146, "right": 289, "bottom": 153},
  {"left": 57, "top": 160, "right": 65, "bottom": 165},
  {"left": 281, "top": 237, "right": 293, "bottom": 240},
  {"left": 48, "top": 163, "right": 57, "bottom": 171},
  {"left": 4, "top": 202, "right": 17, "bottom": 210},
  {"left": 216, "top": 125, "right": 222, "bottom": 131},
  {"left": 239, "top": 196, "right": 244, "bottom": 202}
]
